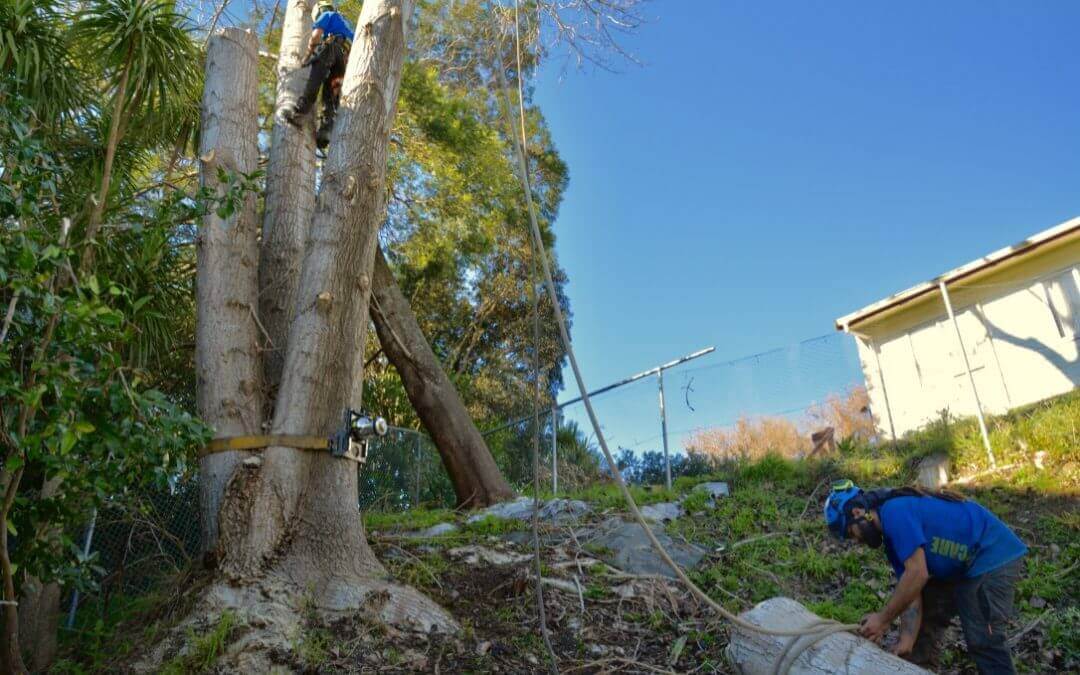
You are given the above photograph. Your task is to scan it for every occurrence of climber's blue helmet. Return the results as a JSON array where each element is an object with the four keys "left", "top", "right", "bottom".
[{"left": 823, "top": 479, "right": 863, "bottom": 540}]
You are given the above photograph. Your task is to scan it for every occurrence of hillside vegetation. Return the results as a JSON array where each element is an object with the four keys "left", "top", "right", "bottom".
[{"left": 54, "top": 392, "right": 1078, "bottom": 673}]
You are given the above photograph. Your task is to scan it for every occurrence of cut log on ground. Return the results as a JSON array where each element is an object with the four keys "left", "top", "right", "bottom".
[{"left": 726, "top": 597, "right": 930, "bottom": 675}]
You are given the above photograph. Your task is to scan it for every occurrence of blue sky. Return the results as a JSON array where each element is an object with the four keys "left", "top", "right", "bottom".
[{"left": 533, "top": 1, "right": 1080, "bottom": 452}]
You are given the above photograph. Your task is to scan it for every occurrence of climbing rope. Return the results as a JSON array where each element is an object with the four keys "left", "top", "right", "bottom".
[{"left": 494, "top": 3, "right": 860, "bottom": 672}]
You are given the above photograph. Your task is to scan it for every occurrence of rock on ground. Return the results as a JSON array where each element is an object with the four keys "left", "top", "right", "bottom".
[
  {"left": 408, "top": 522, "right": 459, "bottom": 538},
  {"left": 582, "top": 517, "right": 706, "bottom": 578},
  {"left": 465, "top": 496, "right": 590, "bottom": 524},
  {"left": 694, "top": 481, "right": 730, "bottom": 499},
  {"left": 640, "top": 501, "right": 684, "bottom": 522}
]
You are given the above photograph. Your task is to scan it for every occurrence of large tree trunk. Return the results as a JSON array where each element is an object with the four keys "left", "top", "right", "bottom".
[
  {"left": 371, "top": 246, "right": 514, "bottom": 507},
  {"left": 726, "top": 597, "right": 929, "bottom": 675},
  {"left": 15, "top": 477, "right": 63, "bottom": 672},
  {"left": 195, "top": 28, "right": 264, "bottom": 558},
  {"left": 214, "top": 0, "right": 451, "bottom": 631},
  {"left": 258, "top": 0, "right": 318, "bottom": 397}
]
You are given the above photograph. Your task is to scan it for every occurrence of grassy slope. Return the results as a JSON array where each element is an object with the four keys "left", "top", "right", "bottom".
[{"left": 55, "top": 392, "right": 1078, "bottom": 673}]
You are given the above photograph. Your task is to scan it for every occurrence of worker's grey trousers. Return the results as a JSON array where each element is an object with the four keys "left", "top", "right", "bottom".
[{"left": 909, "top": 557, "right": 1023, "bottom": 675}]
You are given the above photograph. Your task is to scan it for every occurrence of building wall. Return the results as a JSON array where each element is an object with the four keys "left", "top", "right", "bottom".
[{"left": 852, "top": 237, "right": 1079, "bottom": 437}]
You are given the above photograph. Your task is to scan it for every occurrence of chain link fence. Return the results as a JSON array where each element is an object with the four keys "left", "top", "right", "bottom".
[{"left": 66, "top": 333, "right": 869, "bottom": 623}]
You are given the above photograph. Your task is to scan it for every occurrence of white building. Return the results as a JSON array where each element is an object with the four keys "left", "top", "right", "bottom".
[{"left": 835, "top": 217, "right": 1080, "bottom": 439}]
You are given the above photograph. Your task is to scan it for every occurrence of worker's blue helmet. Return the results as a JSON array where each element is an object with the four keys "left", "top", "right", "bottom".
[{"left": 823, "top": 479, "right": 862, "bottom": 540}]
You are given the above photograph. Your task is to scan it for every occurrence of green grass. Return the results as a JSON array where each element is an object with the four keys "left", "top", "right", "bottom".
[
  {"left": 567, "top": 482, "right": 677, "bottom": 509},
  {"left": 662, "top": 399, "right": 1078, "bottom": 656},
  {"left": 364, "top": 508, "right": 457, "bottom": 533},
  {"left": 899, "top": 390, "right": 1080, "bottom": 486},
  {"left": 463, "top": 514, "right": 528, "bottom": 535},
  {"left": 160, "top": 611, "right": 240, "bottom": 675}
]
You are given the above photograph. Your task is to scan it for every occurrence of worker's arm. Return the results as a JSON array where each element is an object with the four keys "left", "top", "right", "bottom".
[
  {"left": 305, "top": 28, "right": 325, "bottom": 58},
  {"left": 892, "top": 595, "right": 922, "bottom": 656},
  {"left": 860, "top": 547, "right": 929, "bottom": 642}
]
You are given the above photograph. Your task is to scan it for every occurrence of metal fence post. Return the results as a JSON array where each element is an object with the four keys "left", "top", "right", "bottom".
[
  {"left": 66, "top": 508, "right": 98, "bottom": 628},
  {"left": 940, "top": 281, "right": 996, "bottom": 467},
  {"left": 412, "top": 433, "right": 421, "bottom": 508},
  {"left": 658, "top": 370, "right": 671, "bottom": 490},
  {"left": 551, "top": 405, "right": 558, "bottom": 495}
]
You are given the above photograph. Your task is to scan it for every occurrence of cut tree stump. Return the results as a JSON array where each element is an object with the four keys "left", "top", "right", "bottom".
[{"left": 725, "top": 597, "right": 930, "bottom": 675}]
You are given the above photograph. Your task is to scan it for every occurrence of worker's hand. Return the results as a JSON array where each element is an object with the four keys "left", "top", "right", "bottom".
[
  {"left": 890, "top": 635, "right": 915, "bottom": 657},
  {"left": 859, "top": 612, "right": 889, "bottom": 642}
]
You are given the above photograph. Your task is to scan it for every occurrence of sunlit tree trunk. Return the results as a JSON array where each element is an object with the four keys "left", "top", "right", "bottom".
[
  {"left": 82, "top": 44, "right": 133, "bottom": 270},
  {"left": 14, "top": 477, "right": 62, "bottom": 672},
  {"left": 214, "top": 0, "right": 451, "bottom": 629},
  {"left": 195, "top": 28, "right": 264, "bottom": 558},
  {"left": 258, "top": 0, "right": 317, "bottom": 399},
  {"left": 371, "top": 246, "right": 515, "bottom": 506}
]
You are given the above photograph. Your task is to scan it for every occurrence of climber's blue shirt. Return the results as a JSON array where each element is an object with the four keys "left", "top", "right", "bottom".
[
  {"left": 314, "top": 11, "right": 354, "bottom": 42},
  {"left": 879, "top": 496, "right": 1027, "bottom": 580}
]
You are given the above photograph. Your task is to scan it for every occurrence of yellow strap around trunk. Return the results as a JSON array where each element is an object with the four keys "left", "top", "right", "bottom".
[{"left": 199, "top": 434, "right": 330, "bottom": 458}]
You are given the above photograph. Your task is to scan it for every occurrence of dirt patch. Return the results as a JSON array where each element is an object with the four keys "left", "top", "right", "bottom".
[{"left": 265, "top": 529, "right": 730, "bottom": 673}]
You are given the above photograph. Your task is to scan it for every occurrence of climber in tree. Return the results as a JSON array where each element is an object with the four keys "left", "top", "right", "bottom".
[
  {"left": 824, "top": 480, "right": 1027, "bottom": 674},
  {"left": 280, "top": 0, "right": 355, "bottom": 150}
]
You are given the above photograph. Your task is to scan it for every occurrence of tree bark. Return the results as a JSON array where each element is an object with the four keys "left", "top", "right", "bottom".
[
  {"left": 258, "top": 0, "right": 318, "bottom": 399},
  {"left": 371, "top": 246, "right": 514, "bottom": 507},
  {"left": 14, "top": 476, "right": 63, "bottom": 672},
  {"left": 82, "top": 43, "right": 133, "bottom": 271},
  {"left": 196, "top": 28, "right": 264, "bottom": 557},
  {"left": 215, "top": 0, "right": 450, "bottom": 631},
  {"left": 726, "top": 597, "right": 929, "bottom": 675}
]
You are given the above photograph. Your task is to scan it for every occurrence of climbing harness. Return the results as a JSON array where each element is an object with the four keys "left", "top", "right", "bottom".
[
  {"left": 200, "top": 409, "right": 387, "bottom": 464},
  {"left": 494, "top": 3, "right": 860, "bottom": 672}
]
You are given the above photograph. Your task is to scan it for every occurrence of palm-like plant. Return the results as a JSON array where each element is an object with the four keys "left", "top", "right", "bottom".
[
  {"left": 74, "top": 0, "right": 199, "bottom": 258},
  {"left": 0, "top": 0, "right": 85, "bottom": 123}
]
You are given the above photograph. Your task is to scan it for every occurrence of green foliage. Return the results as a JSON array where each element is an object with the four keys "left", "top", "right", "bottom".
[
  {"left": 0, "top": 89, "right": 249, "bottom": 612},
  {"left": 738, "top": 452, "right": 802, "bottom": 483},
  {"left": 0, "top": 1, "right": 86, "bottom": 121},
  {"left": 73, "top": 0, "right": 198, "bottom": 115},
  {"left": 890, "top": 391, "right": 1080, "bottom": 487},
  {"left": 1046, "top": 607, "right": 1080, "bottom": 663}
]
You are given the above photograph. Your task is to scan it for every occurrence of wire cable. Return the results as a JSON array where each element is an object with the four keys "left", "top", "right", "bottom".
[
  {"left": 516, "top": 3, "right": 559, "bottom": 672},
  {"left": 493, "top": 5, "right": 860, "bottom": 672}
]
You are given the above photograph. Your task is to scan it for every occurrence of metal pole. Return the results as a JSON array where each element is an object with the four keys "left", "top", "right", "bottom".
[
  {"left": 412, "top": 433, "right": 421, "bottom": 507},
  {"left": 66, "top": 508, "right": 98, "bottom": 628},
  {"left": 551, "top": 404, "right": 558, "bottom": 495},
  {"left": 658, "top": 371, "right": 671, "bottom": 490},
  {"left": 939, "top": 281, "right": 996, "bottom": 467},
  {"left": 481, "top": 346, "right": 715, "bottom": 437}
]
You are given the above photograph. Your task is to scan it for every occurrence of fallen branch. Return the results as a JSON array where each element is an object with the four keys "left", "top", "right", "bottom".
[
  {"left": 0, "top": 290, "right": 20, "bottom": 345},
  {"left": 951, "top": 463, "right": 1022, "bottom": 485},
  {"left": 800, "top": 479, "right": 828, "bottom": 520},
  {"left": 728, "top": 531, "right": 789, "bottom": 551},
  {"left": 564, "top": 656, "right": 678, "bottom": 674},
  {"left": 1007, "top": 610, "right": 1051, "bottom": 647}
]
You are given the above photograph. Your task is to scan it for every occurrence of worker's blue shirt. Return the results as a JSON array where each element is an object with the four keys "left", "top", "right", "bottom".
[
  {"left": 879, "top": 496, "right": 1027, "bottom": 581},
  {"left": 314, "top": 11, "right": 354, "bottom": 42}
]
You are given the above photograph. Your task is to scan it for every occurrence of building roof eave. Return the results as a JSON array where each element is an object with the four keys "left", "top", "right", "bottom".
[{"left": 834, "top": 216, "right": 1080, "bottom": 333}]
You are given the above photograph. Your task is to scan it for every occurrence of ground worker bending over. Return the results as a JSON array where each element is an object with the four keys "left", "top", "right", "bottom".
[
  {"left": 280, "top": 0, "right": 355, "bottom": 150},
  {"left": 824, "top": 480, "right": 1027, "bottom": 674}
]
